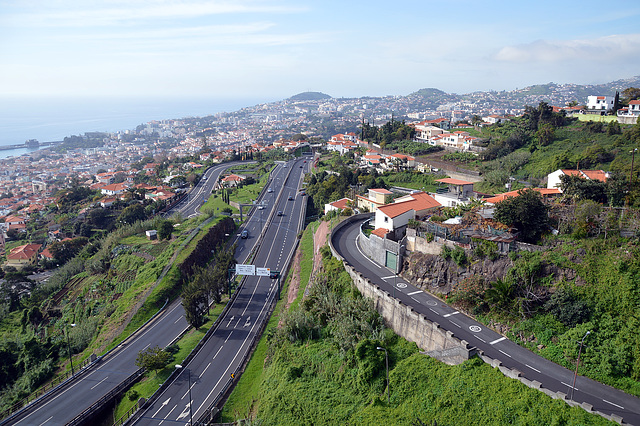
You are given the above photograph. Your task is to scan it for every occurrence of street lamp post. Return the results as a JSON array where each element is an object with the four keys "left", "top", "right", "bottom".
[
  {"left": 175, "top": 364, "right": 193, "bottom": 425},
  {"left": 393, "top": 245, "right": 405, "bottom": 298},
  {"left": 376, "top": 346, "right": 390, "bottom": 404},
  {"left": 65, "top": 323, "right": 76, "bottom": 376},
  {"left": 570, "top": 331, "right": 590, "bottom": 401}
]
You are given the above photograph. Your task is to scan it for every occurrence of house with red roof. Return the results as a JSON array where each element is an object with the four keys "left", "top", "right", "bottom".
[
  {"left": 547, "top": 169, "right": 609, "bottom": 191},
  {"left": 586, "top": 95, "right": 615, "bottom": 113},
  {"left": 617, "top": 100, "right": 640, "bottom": 124},
  {"left": 432, "top": 178, "right": 476, "bottom": 207},
  {"left": 374, "top": 191, "right": 441, "bottom": 239},
  {"left": 324, "top": 197, "right": 353, "bottom": 215},
  {"left": 100, "top": 182, "right": 130, "bottom": 196},
  {"left": 221, "top": 174, "right": 246, "bottom": 187},
  {"left": 5, "top": 243, "right": 41, "bottom": 270}
]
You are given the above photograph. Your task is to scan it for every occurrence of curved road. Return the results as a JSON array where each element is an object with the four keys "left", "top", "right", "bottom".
[{"left": 333, "top": 216, "right": 640, "bottom": 425}]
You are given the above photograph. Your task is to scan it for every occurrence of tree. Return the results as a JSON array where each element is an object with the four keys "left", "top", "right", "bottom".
[
  {"left": 622, "top": 87, "right": 640, "bottom": 103},
  {"left": 157, "top": 220, "right": 174, "bottom": 240},
  {"left": 117, "top": 204, "right": 146, "bottom": 225},
  {"left": 559, "top": 174, "right": 607, "bottom": 204},
  {"left": 493, "top": 189, "right": 549, "bottom": 243},
  {"left": 535, "top": 123, "right": 555, "bottom": 146},
  {"left": 48, "top": 237, "right": 89, "bottom": 263},
  {"left": 135, "top": 346, "right": 172, "bottom": 374}
]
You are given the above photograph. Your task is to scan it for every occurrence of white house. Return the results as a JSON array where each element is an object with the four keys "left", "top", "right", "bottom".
[
  {"left": 586, "top": 95, "right": 615, "bottom": 112},
  {"left": 617, "top": 100, "right": 640, "bottom": 124},
  {"left": 547, "top": 169, "right": 609, "bottom": 190},
  {"left": 374, "top": 191, "right": 440, "bottom": 239}
]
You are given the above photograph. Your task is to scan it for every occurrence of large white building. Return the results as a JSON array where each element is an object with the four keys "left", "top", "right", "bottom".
[{"left": 586, "top": 95, "right": 615, "bottom": 112}]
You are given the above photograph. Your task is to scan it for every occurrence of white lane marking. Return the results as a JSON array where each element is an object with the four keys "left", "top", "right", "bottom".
[
  {"left": 562, "top": 382, "right": 577, "bottom": 390},
  {"left": 443, "top": 311, "right": 459, "bottom": 318},
  {"left": 142, "top": 344, "right": 150, "bottom": 351},
  {"left": 428, "top": 308, "right": 438, "bottom": 315},
  {"left": 450, "top": 321, "right": 462, "bottom": 328},
  {"left": 475, "top": 336, "right": 486, "bottom": 343},
  {"left": 225, "top": 331, "right": 233, "bottom": 343},
  {"left": 90, "top": 376, "right": 108, "bottom": 390},
  {"left": 525, "top": 364, "right": 541, "bottom": 373},
  {"left": 490, "top": 337, "right": 506, "bottom": 345},
  {"left": 408, "top": 290, "right": 422, "bottom": 296},
  {"left": 603, "top": 399, "right": 624, "bottom": 409},
  {"left": 153, "top": 398, "right": 171, "bottom": 418},
  {"left": 411, "top": 297, "right": 419, "bottom": 303},
  {"left": 212, "top": 346, "right": 223, "bottom": 360},
  {"left": 381, "top": 276, "right": 395, "bottom": 280},
  {"left": 200, "top": 362, "right": 212, "bottom": 377},
  {"left": 38, "top": 416, "right": 53, "bottom": 426},
  {"left": 498, "top": 349, "right": 512, "bottom": 358},
  {"left": 159, "top": 404, "right": 177, "bottom": 425}
]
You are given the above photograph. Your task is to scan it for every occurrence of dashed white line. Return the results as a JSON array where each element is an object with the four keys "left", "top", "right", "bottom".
[
  {"left": 38, "top": 416, "right": 53, "bottom": 425},
  {"left": 443, "top": 311, "right": 459, "bottom": 318},
  {"left": 411, "top": 297, "right": 419, "bottom": 303},
  {"left": 429, "top": 308, "right": 438, "bottom": 315},
  {"left": 603, "top": 399, "right": 624, "bottom": 409},
  {"left": 562, "top": 381, "right": 577, "bottom": 390},
  {"left": 525, "top": 364, "right": 541, "bottom": 373},
  {"left": 225, "top": 331, "right": 233, "bottom": 343},
  {"left": 90, "top": 376, "right": 108, "bottom": 390},
  {"left": 450, "top": 321, "right": 462, "bottom": 328},
  {"left": 490, "top": 337, "right": 506, "bottom": 345},
  {"left": 475, "top": 336, "right": 486, "bottom": 343},
  {"left": 408, "top": 290, "right": 422, "bottom": 296},
  {"left": 381, "top": 275, "right": 395, "bottom": 280},
  {"left": 498, "top": 349, "right": 512, "bottom": 358}
]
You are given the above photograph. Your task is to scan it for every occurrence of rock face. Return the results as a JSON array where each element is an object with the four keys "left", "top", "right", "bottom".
[
  {"left": 403, "top": 250, "right": 582, "bottom": 295},
  {"left": 403, "top": 252, "right": 513, "bottom": 294}
]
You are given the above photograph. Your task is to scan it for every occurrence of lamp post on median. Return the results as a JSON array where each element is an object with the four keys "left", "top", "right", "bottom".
[
  {"left": 175, "top": 364, "right": 193, "bottom": 426},
  {"left": 570, "top": 331, "right": 590, "bottom": 401},
  {"left": 65, "top": 323, "right": 76, "bottom": 376},
  {"left": 376, "top": 346, "right": 390, "bottom": 404}
]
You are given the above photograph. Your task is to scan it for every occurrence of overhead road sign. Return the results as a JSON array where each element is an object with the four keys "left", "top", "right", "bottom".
[{"left": 236, "top": 264, "right": 256, "bottom": 276}]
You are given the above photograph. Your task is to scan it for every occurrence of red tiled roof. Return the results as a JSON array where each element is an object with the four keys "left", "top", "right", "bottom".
[
  {"left": 436, "top": 178, "right": 474, "bottom": 186},
  {"left": 329, "top": 198, "right": 352, "bottom": 210},
  {"left": 7, "top": 243, "right": 41, "bottom": 260},
  {"left": 369, "top": 188, "right": 393, "bottom": 194},
  {"left": 485, "top": 188, "right": 561, "bottom": 204},
  {"left": 371, "top": 228, "right": 389, "bottom": 238},
  {"left": 378, "top": 191, "right": 440, "bottom": 218}
]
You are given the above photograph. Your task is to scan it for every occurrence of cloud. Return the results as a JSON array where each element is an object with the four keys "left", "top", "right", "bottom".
[
  {"left": 493, "top": 34, "right": 640, "bottom": 63},
  {"left": 7, "top": 0, "right": 307, "bottom": 28}
]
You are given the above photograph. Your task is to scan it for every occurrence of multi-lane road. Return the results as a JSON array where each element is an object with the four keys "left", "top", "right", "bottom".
[
  {"left": 3, "top": 159, "right": 305, "bottom": 425},
  {"left": 132, "top": 158, "right": 308, "bottom": 424},
  {"left": 332, "top": 215, "right": 640, "bottom": 425}
]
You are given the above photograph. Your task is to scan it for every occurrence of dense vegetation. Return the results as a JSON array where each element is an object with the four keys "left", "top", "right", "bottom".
[{"left": 223, "top": 224, "right": 609, "bottom": 425}]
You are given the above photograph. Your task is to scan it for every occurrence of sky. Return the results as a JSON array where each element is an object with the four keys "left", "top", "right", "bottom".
[{"left": 2, "top": 0, "right": 640, "bottom": 101}]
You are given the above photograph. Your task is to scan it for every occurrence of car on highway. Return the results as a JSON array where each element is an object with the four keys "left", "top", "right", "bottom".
[
  {"left": 267, "top": 188, "right": 273, "bottom": 193},
  {"left": 277, "top": 210, "right": 283, "bottom": 216},
  {"left": 241, "top": 230, "right": 249, "bottom": 239},
  {"left": 258, "top": 205, "right": 265, "bottom": 210},
  {"left": 288, "top": 195, "right": 294, "bottom": 200},
  {"left": 299, "top": 165, "right": 303, "bottom": 168}
]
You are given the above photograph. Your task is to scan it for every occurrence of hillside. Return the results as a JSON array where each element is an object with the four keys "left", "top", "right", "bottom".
[{"left": 289, "top": 91, "right": 332, "bottom": 101}]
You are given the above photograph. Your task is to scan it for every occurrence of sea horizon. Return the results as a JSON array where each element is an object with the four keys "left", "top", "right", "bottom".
[{"left": 0, "top": 95, "right": 272, "bottom": 158}]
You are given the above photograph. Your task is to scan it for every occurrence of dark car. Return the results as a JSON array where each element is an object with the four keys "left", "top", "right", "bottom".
[
  {"left": 288, "top": 195, "right": 294, "bottom": 200},
  {"left": 277, "top": 211, "right": 283, "bottom": 216},
  {"left": 299, "top": 165, "right": 303, "bottom": 168},
  {"left": 241, "top": 230, "right": 248, "bottom": 239}
]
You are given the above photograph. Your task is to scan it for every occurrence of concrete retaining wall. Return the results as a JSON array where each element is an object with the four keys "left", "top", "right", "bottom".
[
  {"left": 331, "top": 214, "right": 471, "bottom": 365},
  {"left": 476, "top": 352, "right": 624, "bottom": 424},
  {"left": 357, "top": 230, "right": 404, "bottom": 273}
]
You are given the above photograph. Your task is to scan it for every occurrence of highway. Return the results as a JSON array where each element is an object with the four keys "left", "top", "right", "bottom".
[
  {"left": 332, "top": 216, "right": 640, "bottom": 425},
  {"left": 2, "top": 160, "right": 270, "bottom": 426},
  {"left": 132, "top": 157, "right": 308, "bottom": 424}
]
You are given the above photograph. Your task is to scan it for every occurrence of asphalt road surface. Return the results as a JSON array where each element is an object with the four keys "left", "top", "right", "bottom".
[
  {"left": 132, "top": 157, "right": 308, "bottom": 425},
  {"left": 332, "top": 216, "right": 640, "bottom": 425}
]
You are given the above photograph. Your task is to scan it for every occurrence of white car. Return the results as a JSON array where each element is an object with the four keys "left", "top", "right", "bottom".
[{"left": 258, "top": 205, "right": 265, "bottom": 210}]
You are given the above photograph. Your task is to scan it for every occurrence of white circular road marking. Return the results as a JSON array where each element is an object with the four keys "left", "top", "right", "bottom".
[
  {"left": 469, "top": 325, "right": 482, "bottom": 333},
  {"left": 426, "top": 300, "right": 437, "bottom": 306},
  {"left": 396, "top": 282, "right": 407, "bottom": 288}
]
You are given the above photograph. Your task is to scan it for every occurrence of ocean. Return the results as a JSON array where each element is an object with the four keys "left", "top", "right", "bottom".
[{"left": 0, "top": 96, "right": 269, "bottom": 160}]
